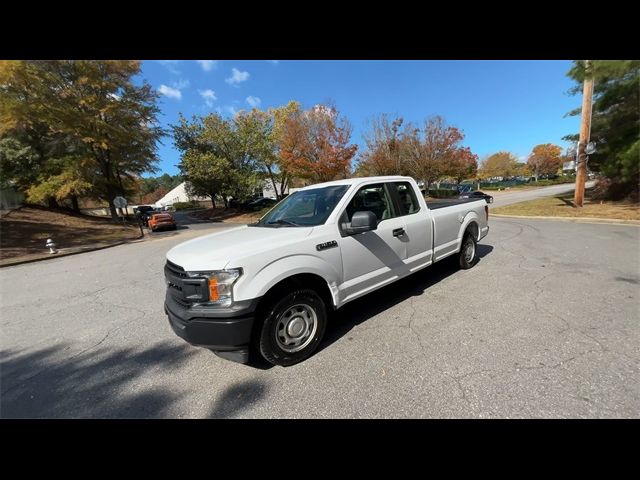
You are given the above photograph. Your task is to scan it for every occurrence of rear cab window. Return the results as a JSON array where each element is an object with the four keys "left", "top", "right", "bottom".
[{"left": 390, "top": 181, "right": 421, "bottom": 216}]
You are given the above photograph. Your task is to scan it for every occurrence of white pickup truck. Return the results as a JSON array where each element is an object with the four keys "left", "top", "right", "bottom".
[{"left": 164, "top": 176, "right": 489, "bottom": 366}]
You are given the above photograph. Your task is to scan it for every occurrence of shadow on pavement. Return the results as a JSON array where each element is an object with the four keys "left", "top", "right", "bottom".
[
  {"left": 318, "top": 244, "right": 494, "bottom": 354},
  {"left": 208, "top": 379, "right": 268, "bottom": 418},
  {"left": 0, "top": 341, "right": 198, "bottom": 418}
]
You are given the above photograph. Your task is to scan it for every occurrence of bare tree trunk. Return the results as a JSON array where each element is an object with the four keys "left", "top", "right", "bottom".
[
  {"left": 266, "top": 166, "right": 280, "bottom": 199},
  {"left": 280, "top": 173, "right": 289, "bottom": 198},
  {"left": 71, "top": 195, "right": 80, "bottom": 212},
  {"left": 47, "top": 197, "right": 59, "bottom": 209},
  {"left": 105, "top": 185, "right": 118, "bottom": 219}
]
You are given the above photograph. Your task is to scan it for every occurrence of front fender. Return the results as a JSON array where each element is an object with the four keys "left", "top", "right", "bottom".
[{"left": 235, "top": 254, "right": 340, "bottom": 307}]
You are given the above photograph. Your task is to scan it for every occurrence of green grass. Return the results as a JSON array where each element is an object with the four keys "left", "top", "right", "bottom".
[{"left": 492, "top": 191, "right": 640, "bottom": 221}]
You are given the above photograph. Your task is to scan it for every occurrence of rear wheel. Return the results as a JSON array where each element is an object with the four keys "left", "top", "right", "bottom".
[
  {"left": 458, "top": 232, "right": 477, "bottom": 269},
  {"left": 257, "top": 289, "right": 327, "bottom": 366}
]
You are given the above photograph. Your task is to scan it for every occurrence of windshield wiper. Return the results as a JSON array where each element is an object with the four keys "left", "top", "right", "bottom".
[{"left": 267, "top": 219, "right": 300, "bottom": 227}]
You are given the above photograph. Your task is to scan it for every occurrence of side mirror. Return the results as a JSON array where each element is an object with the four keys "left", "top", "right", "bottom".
[{"left": 344, "top": 211, "right": 377, "bottom": 235}]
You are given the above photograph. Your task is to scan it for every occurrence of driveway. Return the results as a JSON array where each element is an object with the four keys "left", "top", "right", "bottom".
[
  {"left": 490, "top": 181, "right": 596, "bottom": 208},
  {"left": 1, "top": 214, "right": 637, "bottom": 418}
]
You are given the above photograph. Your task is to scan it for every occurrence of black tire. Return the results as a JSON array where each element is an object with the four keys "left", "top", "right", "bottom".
[
  {"left": 458, "top": 232, "right": 477, "bottom": 269},
  {"left": 257, "top": 289, "right": 327, "bottom": 367}
]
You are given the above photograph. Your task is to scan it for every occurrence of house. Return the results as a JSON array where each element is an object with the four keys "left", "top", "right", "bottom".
[
  {"left": 257, "top": 181, "right": 289, "bottom": 199},
  {"left": 154, "top": 180, "right": 289, "bottom": 208},
  {"left": 154, "top": 182, "right": 209, "bottom": 208}
]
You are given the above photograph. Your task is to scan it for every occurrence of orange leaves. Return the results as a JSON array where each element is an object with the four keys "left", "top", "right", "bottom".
[
  {"left": 279, "top": 104, "right": 357, "bottom": 183},
  {"left": 527, "top": 143, "right": 563, "bottom": 176}
]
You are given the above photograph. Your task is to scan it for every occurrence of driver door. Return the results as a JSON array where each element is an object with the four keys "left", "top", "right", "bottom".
[{"left": 338, "top": 182, "right": 408, "bottom": 305}]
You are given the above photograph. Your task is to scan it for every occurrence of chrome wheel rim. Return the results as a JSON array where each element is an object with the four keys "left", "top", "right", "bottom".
[
  {"left": 464, "top": 239, "right": 475, "bottom": 263},
  {"left": 275, "top": 303, "right": 318, "bottom": 353}
]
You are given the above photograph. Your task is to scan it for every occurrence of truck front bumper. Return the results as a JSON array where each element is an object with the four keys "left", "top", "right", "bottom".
[{"left": 164, "top": 292, "right": 261, "bottom": 364}]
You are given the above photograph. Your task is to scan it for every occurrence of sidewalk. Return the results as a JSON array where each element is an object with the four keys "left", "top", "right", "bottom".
[{"left": 0, "top": 235, "right": 145, "bottom": 268}]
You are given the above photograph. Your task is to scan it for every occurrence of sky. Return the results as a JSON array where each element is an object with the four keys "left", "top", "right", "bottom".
[{"left": 139, "top": 60, "right": 582, "bottom": 176}]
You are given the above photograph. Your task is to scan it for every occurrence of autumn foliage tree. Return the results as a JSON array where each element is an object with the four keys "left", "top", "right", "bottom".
[
  {"left": 527, "top": 143, "right": 563, "bottom": 181},
  {"left": 279, "top": 104, "right": 357, "bottom": 183},
  {"left": 234, "top": 101, "right": 300, "bottom": 199},
  {"left": 446, "top": 147, "right": 479, "bottom": 185},
  {"left": 0, "top": 60, "right": 163, "bottom": 218},
  {"left": 479, "top": 151, "right": 521, "bottom": 179},
  {"left": 405, "top": 116, "right": 476, "bottom": 191},
  {"left": 356, "top": 115, "right": 409, "bottom": 176}
]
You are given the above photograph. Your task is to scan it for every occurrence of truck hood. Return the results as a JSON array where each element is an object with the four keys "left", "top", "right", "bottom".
[{"left": 166, "top": 225, "right": 313, "bottom": 271}]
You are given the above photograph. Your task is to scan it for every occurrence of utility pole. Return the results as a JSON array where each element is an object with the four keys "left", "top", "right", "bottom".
[{"left": 574, "top": 60, "right": 594, "bottom": 207}]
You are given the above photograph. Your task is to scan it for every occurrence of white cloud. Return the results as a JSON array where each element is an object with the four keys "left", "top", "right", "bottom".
[
  {"left": 216, "top": 105, "right": 239, "bottom": 117},
  {"left": 246, "top": 96, "right": 261, "bottom": 108},
  {"left": 199, "top": 89, "right": 217, "bottom": 107},
  {"left": 225, "top": 68, "right": 250, "bottom": 86},
  {"left": 172, "top": 79, "right": 190, "bottom": 90},
  {"left": 266, "top": 60, "right": 279, "bottom": 65},
  {"left": 158, "top": 60, "right": 181, "bottom": 75},
  {"left": 158, "top": 84, "right": 182, "bottom": 100},
  {"left": 197, "top": 60, "right": 218, "bottom": 71}
]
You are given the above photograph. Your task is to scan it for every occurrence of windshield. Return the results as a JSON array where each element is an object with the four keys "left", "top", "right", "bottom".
[{"left": 255, "top": 185, "right": 349, "bottom": 227}]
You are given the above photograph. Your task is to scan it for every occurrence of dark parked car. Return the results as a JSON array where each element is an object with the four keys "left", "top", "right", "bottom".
[
  {"left": 134, "top": 205, "right": 156, "bottom": 226},
  {"left": 247, "top": 197, "right": 278, "bottom": 210},
  {"left": 459, "top": 190, "right": 494, "bottom": 203}
]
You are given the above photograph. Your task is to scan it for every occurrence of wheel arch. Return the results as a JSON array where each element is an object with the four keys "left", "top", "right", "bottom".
[
  {"left": 255, "top": 272, "right": 336, "bottom": 318},
  {"left": 458, "top": 211, "right": 480, "bottom": 243}
]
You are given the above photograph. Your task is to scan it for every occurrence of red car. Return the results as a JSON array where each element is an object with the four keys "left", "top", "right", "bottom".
[{"left": 148, "top": 213, "right": 177, "bottom": 232}]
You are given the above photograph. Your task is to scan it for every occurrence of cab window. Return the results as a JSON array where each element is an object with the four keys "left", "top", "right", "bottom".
[
  {"left": 392, "top": 182, "right": 421, "bottom": 215},
  {"left": 344, "top": 183, "right": 395, "bottom": 223}
]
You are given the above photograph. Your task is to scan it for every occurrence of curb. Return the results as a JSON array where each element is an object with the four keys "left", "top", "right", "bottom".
[
  {"left": 491, "top": 213, "right": 640, "bottom": 226},
  {"left": 0, "top": 235, "right": 144, "bottom": 268}
]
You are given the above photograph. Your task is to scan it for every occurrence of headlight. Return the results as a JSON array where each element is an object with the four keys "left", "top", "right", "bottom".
[{"left": 186, "top": 268, "right": 242, "bottom": 307}]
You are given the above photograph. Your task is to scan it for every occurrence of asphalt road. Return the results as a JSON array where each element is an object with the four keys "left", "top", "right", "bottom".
[
  {"left": 1, "top": 201, "right": 638, "bottom": 418},
  {"left": 491, "top": 181, "right": 596, "bottom": 208}
]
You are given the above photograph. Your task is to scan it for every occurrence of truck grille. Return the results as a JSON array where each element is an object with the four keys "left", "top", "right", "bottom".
[{"left": 166, "top": 260, "right": 188, "bottom": 278}]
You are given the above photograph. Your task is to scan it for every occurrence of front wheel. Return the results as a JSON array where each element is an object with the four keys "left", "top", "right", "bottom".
[
  {"left": 257, "top": 289, "right": 327, "bottom": 367},
  {"left": 458, "top": 232, "right": 477, "bottom": 269}
]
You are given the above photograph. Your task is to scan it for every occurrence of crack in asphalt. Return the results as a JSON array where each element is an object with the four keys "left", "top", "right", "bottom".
[{"left": 404, "top": 295, "right": 476, "bottom": 411}]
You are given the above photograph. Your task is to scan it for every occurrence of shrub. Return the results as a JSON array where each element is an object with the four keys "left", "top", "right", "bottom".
[
  {"left": 428, "top": 189, "right": 459, "bottom": 198},
  {"left": 172, "top": 201, "right": 201, "bottom": 210}
]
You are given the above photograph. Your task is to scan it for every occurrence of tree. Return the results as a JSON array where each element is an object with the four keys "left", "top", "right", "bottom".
[
  {"left": 446, "top": 147, "right": 479, "bottom": 185},
  {"left": 480, "top": 151, "right": 520, "bottom": 179},
  {"left": 172, "top": 113, "right": 261, "bottom": 208},
  {"left": 279, "top": 104, "right": 357, "bottom": 183},
  {"left": 356, "top": 115, "right": 409, "bottom": 176},
  {"left": 404, "top": 116, "right": 475, "bottom": 192},
  {"left": 565, "top": 60, "right": 639, "bottom": 199},
  {"left": 0, "top": 60, "right": 163, "bottom": 218},
  {"left": 527, "top": 143, "right": 562, "bottom": 181},
  {"left": 180, "top": 151, "right": 230, "bottom": 208}
]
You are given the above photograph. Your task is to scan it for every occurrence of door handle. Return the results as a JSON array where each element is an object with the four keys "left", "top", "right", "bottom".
[{"left": 393, "top": 228, "right": 405, "bottom": 237}]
